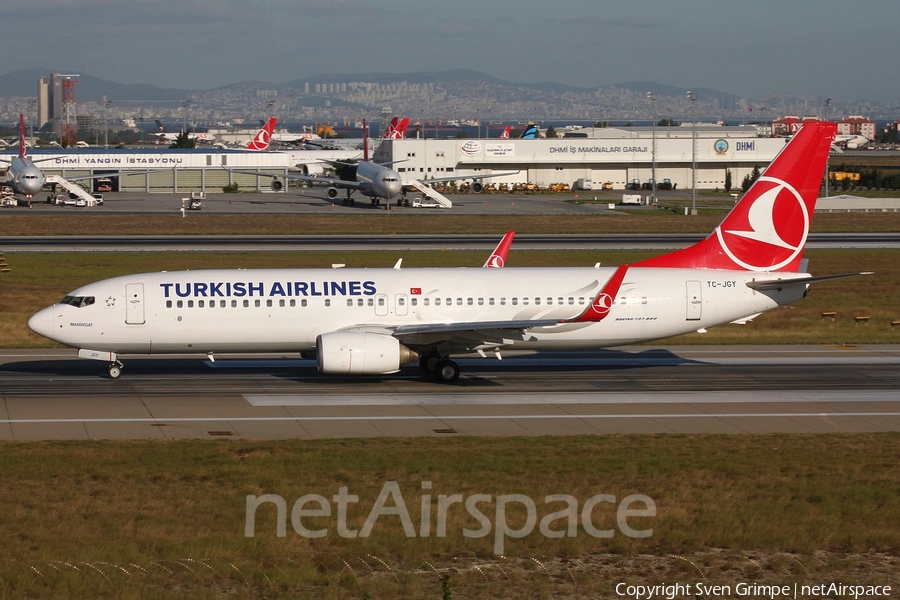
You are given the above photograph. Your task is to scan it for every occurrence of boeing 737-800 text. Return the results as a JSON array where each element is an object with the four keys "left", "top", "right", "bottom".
[{"left": 29, "top": 122, "right": 864, "bottom": 382}]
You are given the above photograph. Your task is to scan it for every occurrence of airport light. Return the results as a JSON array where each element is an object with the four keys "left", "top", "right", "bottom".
[
  {"left": 824, "top": 98, "right": 832, "bottom": 198},
  {"left": 647, "top": 92, "right": 657, "bottom": 204},
  {"left": 687, "top": 91, "right": 697, "bottom": 215},
  {"left": 104, "top": 100, "right": 112, "bottom": 148}
]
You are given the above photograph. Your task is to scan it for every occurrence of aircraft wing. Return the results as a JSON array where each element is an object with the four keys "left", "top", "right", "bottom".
[
  {"left": 225, "top": 169, "right": 366, "bottom": 191},
  {"left": 343, "top": 318, "right": 563, "bottom": 352}
]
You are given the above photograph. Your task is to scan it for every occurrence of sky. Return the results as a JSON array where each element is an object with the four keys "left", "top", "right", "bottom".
[{"left": 6, "top": 0, "right": 899, "bottom": 102}]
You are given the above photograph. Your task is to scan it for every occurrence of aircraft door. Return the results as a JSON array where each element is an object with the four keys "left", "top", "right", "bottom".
[
  {"left": 394, "top": 294, "right": 408, "bottom": 316},
  {"left": 374, "top": 293, "right": 389, "bottom": 317},
  {"left": 125, "top": 283, "right": 146, "bottom": 324},
  {"left": 686, "top": 280, "right": 702, "bottom": 321}
]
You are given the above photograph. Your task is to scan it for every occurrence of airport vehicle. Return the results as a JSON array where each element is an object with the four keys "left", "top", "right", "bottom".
[
  {"left": 29, "top": 123, "right": 864, "bottom": 383},
  {"left": 92, "top": 193, "right": 104, "bottom": 205},
  {"left": 573, "top": 178, "right": 593, "bottom": 191}
]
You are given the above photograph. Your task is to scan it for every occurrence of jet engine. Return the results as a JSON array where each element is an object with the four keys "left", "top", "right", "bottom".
[
  {"left": 316, "top": 332, "right": 418, "bottom": 375},
  {"left": 271, "top": 179, "right": 284, "bottom": 192},
  {"left": 326, "top": 187, "right": 339, "bottom": 199},
  {"left": 471, "top": 181, "right": 484, "bottom": 194}
]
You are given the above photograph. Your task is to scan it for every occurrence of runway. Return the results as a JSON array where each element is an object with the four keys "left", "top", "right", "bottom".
[{"left": 1, "top": 345, "right": 898, "bottom": 440}]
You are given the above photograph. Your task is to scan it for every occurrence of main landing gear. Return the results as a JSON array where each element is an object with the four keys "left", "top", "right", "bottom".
[{"left": 419, "top": 353, "right": 460, "bottom": 384}]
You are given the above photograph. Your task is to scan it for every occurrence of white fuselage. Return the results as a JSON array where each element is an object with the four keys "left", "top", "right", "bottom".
[
  {"left": 28, "top": 266, "right": 805, "bottom": 356},
  {"left": 5, "top": 155, "right": 45, "bottom": 196},
  {"left": 354, "top": 161, "right": 403, "bottom": 200}
]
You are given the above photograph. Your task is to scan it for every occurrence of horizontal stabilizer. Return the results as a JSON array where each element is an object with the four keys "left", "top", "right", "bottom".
[{"left": 746, "top": 272, "right": 872, "bottom": 291}]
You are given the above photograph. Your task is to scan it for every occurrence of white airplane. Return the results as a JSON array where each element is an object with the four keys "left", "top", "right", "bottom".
[
  {"left": 0, "top": 115, "right": 45, "bottom": 198},
  {"left": 29, "top": 122, "right": 867, "bottom": 382}
]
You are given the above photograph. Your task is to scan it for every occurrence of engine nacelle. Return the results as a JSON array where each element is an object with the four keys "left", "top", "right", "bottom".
[
  {"left": 316, "top": 332, "right": 418, "bottom": 375},
  {"left": 271, "top": 179, "right": 284, "bottom": 192},
  {"left": 471, "top": 181, "right": 484, "bottom": 194},
  {"left": 326, "top": 187, "right": 339, "bottom": 199}
]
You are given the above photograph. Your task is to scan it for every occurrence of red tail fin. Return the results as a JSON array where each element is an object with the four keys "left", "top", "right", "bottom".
[
  {"left": 18, "top": 113, "right": 27, "bottom": 158},
  {"left": 483, "top": 231, "right": 515, "bottom": 268},
  {"left": 362, "top": 119, "right": 369, "bottom": 162},
  {"left": 246, "top": 117, "right": 277, "bottom": 151},
  {"left": 499, "top": 125, "right": 511, "bottom": 139},
  {"left": 634, "top": 122, "right": 836, "bottom": 273},
  {"left": 383, "top": 117, "right": 399, "bottom": 139},
  {"left": 397, "top": 118, "right": 410, "bottom": 138}
]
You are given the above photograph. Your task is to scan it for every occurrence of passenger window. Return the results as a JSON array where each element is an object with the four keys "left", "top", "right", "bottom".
[
  {"left": 489, "top": 298, "right": 495, "bottom": 306},
  {"left": 456, "top": 298, "right": 462, "bottom": 306},
  {"left": 357, "top": 298, "right": 364, "bottom": 306},
  {"left": 231, "top": 300, "right": 237, "bottom": 307},
  {"left": 424, "top": 298, "right": 430, "bottom": 306},
  {"left": 467, "top": 298, "right": 473, "bottom": 306},
  {"left": 398, "top": 297, "right": 405, "bottom": 306},
  {"left": 279, "top": 299, "right": 285, "bottom": 307},
  {"left": 220, "top": 300, "right": 226, "bottom": 308},
  {"left": 255, "top": 299, "right": 261, "bottom": 307},
  {"left": 301, "top": 299, "right": 308, "bottom": 307},
  {"left": 367, "top": 298, "right": 374, "bottom": 306},
  {"left": 290, "top": 299, "right": 297, "bottom": 307},
  {"left": 478, "top": 298, "right": 484, "bottom": 306},
  {"left": 177, "top": 300, "right": 183, "bottom": 308},
  {"left": 188, "top": 300, "right": 194, "bottom": 308},
  {"left": 166, "top": 300, "right": 172, "bottom": 308},
  {"left": 347, "top": 299, "right": 353, "bottom": 307},
  {"left": 377, "top": 298, "right": 385, "bottom": 306},
  {"left": 198, "top": 300, "right": 205, "bottom": 308},
  {"left": 534, "top": 298, "right": 540, "bottom": 305},
  {"left": 500, "top": 298, "right": 506, "bottom": 305},
  {"left": 243, "top": 300, "right": 249, "bottom": 308},
  {"left": 266, "top": 299, "right": 272, "bottom": 307},
  {"left": 512, "top": 298, "right": 518, "bottom": 305},
  {"left": 435, "top": 298, "right": 441, "bottom": 306},
  {"left": 325, "top": 299, "right": 331, "bottom": 307},
  {"left": 522, "top": 298, "right": 529, "bottom": 305}
]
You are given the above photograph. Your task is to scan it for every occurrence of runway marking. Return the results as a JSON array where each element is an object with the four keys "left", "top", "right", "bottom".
[
  {"left": 244, "top": 390, "right": 900, "bottom": 406},
  {"left": 2, "top": 412, "right": 899, "bottom": 424}
]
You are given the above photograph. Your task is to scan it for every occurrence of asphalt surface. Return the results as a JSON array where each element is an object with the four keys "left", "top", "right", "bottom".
[{"left": 2, "top": 345, "right": 898, "bottom": 440}]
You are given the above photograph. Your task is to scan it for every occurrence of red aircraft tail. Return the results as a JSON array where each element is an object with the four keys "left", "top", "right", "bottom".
[
  {"left": 633, "top": 122, "right": 836, "bottom": 273},
  {"left": 245, "top": 117, "right": 277, "bottom": 151},
  {"left": 18, "top": 113, "right": 27, "bottom": 158}
]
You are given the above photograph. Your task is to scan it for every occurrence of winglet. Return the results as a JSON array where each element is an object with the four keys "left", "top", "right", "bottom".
[
  {"left": 483, "top": 231, "right": 515, "bottom": 268},
  {"left": 567, "top": 265, "right": 629, "bottom": 323}
]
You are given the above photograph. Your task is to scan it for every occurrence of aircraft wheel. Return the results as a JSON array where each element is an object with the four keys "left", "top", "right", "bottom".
[
  {"left": 107, "top": 364, "right": 123, "bottom": 379},
  {"left": 434, "top": 359, "right": 460, "bottom": 384},
  {"left": 419, "top": 354, "right": 440, "bottom": 375}
]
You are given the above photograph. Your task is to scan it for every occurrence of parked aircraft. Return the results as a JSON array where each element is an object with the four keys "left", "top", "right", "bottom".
[
  {"left": 152, "top": 120, "right": 212, "bottom": 144},
  {"left": 28, "top": 122, "right": 866, "bottom": 382},
  {"left": 0, "top": 115, "right": 45, "bottom": 198},
  {"left": 499, "top": 125, "right": 511, "bottom": 139},
  {"left": 231, "top": 120, "right": 515, "bottom": 207}
]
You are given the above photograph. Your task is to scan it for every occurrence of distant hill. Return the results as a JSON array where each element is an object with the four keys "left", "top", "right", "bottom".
[{"left": 0, "top": 69, "right": 194, "bottom": 102}]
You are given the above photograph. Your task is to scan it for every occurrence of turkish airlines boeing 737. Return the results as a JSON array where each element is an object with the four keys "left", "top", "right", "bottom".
[{"left": 29, "top": 122, "right": 865, "bottom": 382}]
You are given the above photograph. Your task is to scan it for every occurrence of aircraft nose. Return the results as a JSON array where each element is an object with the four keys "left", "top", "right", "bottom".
[{"left": 28, "top": 307, "right": 56, "bottom": 340}]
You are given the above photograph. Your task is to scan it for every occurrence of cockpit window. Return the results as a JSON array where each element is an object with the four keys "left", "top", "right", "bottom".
[{"left": 60, "top": 295, "right": 95, "bottom": 308}]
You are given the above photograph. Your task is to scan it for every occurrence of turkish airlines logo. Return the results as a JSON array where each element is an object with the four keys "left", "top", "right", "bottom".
[
  {"left": 485, "top": 254, "right": 504, "bottom": 268},
  {"left": 591, "top": 293, "right": 613, "bottom": 316},
  {"left": 716, "top": 175, "right": 808, "bottom": 271},
  {"left": 249, "top": 129, "right": 270, "bottom": 150}
]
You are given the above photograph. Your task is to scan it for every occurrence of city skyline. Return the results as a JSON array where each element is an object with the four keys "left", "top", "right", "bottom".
[{"left": 5, "top": 0, "right": 899, "bottom": 103}]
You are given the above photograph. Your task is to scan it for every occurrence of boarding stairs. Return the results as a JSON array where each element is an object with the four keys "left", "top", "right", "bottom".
[
  {"left": 405, "top": 179, "right": 453, "bottom": 208},
  {"left": 45, "top": 175, "right": 96, "bottom": 205}
]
